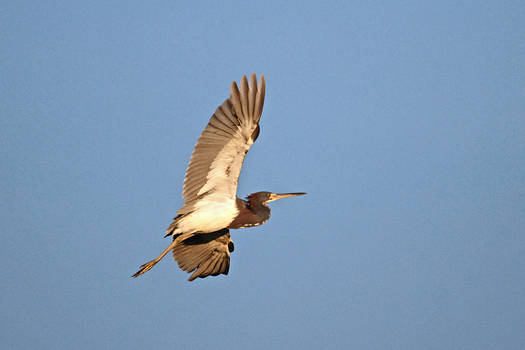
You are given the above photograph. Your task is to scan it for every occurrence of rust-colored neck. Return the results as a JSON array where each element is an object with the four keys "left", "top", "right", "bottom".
[{"left": 228, "top": 197, "right": 271, "bottom": 229}]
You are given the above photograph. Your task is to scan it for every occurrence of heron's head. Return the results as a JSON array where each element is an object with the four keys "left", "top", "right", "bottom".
[{"left": 248, "top": 191, "right": 306, "bottom": 206}]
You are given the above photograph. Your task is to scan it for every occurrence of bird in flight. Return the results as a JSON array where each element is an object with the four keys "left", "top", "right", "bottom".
[{"left": 132, "top": 74, "right": 305, "bottom": 281}]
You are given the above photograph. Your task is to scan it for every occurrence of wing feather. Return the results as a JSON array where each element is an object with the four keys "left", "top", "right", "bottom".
[
  {"left": 248, "top": 74, "right": 257, "bottom": 117},
  {"left": 171, "top": 229, "right": 233, "bottom": 281},
  {"left": 230, "top": 82, "right": 245, "bottom": 124},
  {"left": 214, "top": 106, "right": 238, "bottom": 129},
  {"left": 239, "top": 76, "right": 250, "bottom": 122},
  {"left": 209, "top": 118, "right": 236, "bottom": 136},
  {"left": 254, "top": 76, "right": 265, "bottom": 123},
  {"left": 218, "top": 101, "right": 240, "bottom": 126},
  {"left": 179, "top": 74, "right": 266, "bottom": 214}
]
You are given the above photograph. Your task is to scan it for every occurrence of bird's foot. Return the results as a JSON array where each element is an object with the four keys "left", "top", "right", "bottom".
[{"left": 132, "top": 259, "right": 157, "bottom": 278}]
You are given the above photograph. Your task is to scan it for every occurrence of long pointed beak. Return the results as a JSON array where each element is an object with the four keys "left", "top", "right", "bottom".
[{"left": 268, "top": 192, "right": 306, "bottom": 203}]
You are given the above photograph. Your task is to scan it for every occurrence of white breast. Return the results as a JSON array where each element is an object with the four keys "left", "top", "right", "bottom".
[{"left": 174, "top": 194, "right": 239, "bottom": 234}]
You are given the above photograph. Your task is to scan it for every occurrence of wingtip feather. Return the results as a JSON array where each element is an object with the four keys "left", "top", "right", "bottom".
[
  {"left": 230, "top": 81, "right": 243, "bottom": 122},
  {"left": 254, "top": 74, "right": 266, "bottom": 120},
  {"left": 248, "top": 73, "right": 257, "bottom": 118},
  {"left": 239, "top": 75, "right": 250, "bottom": 123}
]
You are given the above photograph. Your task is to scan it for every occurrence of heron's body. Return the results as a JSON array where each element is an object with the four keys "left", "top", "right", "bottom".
[
  {"left": 133, "top": 74, "right": 305, "bottom": 281},
  {"left": 172, "top": 196, "right": 239, "bottom": 234}
]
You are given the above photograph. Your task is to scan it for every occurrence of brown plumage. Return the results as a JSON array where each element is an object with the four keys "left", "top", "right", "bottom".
[{"left": 171, "top": 229, "right": 233, "bottom": 281}]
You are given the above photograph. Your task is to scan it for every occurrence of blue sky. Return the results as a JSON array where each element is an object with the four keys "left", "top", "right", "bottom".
[{"left": 2, "top": 1, "right": 524, "bottom": 349}]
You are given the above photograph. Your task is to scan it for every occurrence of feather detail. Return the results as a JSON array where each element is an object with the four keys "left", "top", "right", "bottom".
[{"left": 178, "top": 74, "right": 266, "bottom": 218}]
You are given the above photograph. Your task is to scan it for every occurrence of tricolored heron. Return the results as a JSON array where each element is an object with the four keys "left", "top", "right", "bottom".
[{"left": 133, "top": 74, "right": 305, "bottom": 281}]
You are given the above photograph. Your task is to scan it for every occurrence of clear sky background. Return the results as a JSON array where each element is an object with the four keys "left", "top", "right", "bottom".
[{"left": 2, "top": 1, "right": 524, "bottom": 349}]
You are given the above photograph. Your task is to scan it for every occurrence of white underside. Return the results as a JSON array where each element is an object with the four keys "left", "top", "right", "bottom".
[{"left": 174, "top": 195, "right": 239, "bottom": 234}]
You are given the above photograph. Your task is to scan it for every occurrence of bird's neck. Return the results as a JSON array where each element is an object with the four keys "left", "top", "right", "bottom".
[
  {"left": 246, "top": 199, "right": 271, "bottom": 221},
  {"left": 228, "top": 197, "right": 270, "bottom": 229}
]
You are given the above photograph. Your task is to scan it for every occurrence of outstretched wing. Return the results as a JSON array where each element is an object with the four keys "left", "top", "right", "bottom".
[
  {"left": 172, "top": 229, "right": 235, "bottom": 281},
  {"left": 177, "top": 74, "right": 265, "bottom": 215}
]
